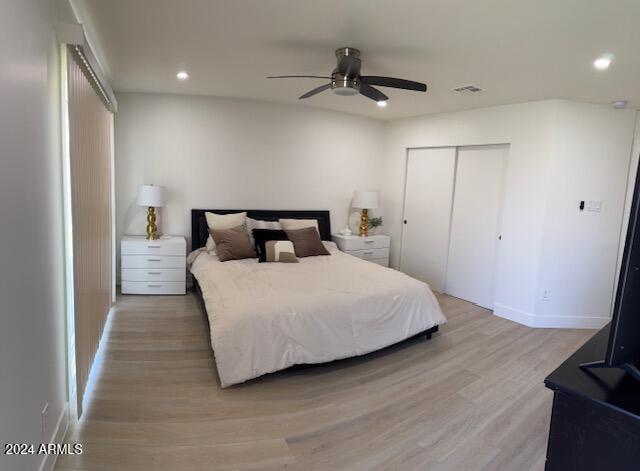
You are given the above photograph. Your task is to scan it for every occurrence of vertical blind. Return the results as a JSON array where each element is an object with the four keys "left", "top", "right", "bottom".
[{"left": 67, "top": 46, "right": 113, "bottom": 416}]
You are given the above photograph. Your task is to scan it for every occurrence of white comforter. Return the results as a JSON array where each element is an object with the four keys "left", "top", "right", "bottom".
[{"left": 190, "top": 242, "right": 446, "bottom": 387}]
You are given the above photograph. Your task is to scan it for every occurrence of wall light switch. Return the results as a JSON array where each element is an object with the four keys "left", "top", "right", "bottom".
[{"left": 586, "top": 200, "right": 603, "bottom": 212}]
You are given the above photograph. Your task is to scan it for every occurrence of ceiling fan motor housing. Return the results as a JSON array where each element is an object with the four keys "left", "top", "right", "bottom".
[
  {"left": 332, "top": 47, "right": 361, "bottom": 95},
  {"left": 332, "top": 73, "right": 360, "bottom": 95}
]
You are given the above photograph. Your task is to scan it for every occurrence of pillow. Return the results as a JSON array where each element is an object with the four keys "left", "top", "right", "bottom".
[
  {"left": 279, "top": 218, "right": 319, "bottom": 233},
  {"left": 285, "top": 227, "right": 331, "bottom": 258},
  {"left": 252, "top": 229, "right": 289, "bottom": 262},
  {"left": 246, "top": 217, "right": 282, "bottom": 246},
  {"left": 264, "top": 240, "right": 299, "bottom": 263},
  {"left": 205, "top": 212, "right": 247, "bottom": 252},
  {"left": 209, "top": 225, "right": 256, "bottom": 262}
]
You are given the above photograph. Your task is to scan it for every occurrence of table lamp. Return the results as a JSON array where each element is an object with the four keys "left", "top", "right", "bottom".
[
  {"left": 136, "top": 184, "right": 165, "bottom": 240},
  {"left": 353, "top": 191, "right": 379, "bottom": 237}
]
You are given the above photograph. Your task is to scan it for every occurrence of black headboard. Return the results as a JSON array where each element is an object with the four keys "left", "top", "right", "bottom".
[{"left": 191, "top": 209, "right": 332, "bottom": 250}]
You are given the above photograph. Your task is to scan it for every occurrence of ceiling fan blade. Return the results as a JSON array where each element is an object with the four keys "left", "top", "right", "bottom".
[
  {"left": 361, "top": 76, "right": 427, "bottom": 92},
  {"left": 299, "top": 83, "right": 332, "bottom": 99},
  {"left": 359, "top": 83, "right": 388, "bottom": 102},
  {"left": 338, "top": 55, "right": 362, "bottom": 77},
  {"left": 267, "top": 75, "right": 331, "bottom": 79}
]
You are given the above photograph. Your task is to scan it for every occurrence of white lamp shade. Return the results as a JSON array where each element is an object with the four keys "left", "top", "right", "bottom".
[
  {"left": 353, "top": 191, "right": 379, "bottom": 209},
  {"left": 136, "top": 184, "right": 164, "bottom": 207}
]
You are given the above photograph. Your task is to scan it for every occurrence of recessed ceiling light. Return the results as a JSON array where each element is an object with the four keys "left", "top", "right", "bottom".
[
  {"left": 611, "top": 100, "right": 628, "bottom": 109},
  {"left": 176, "top": 71, "right": 189, "bottom": 80},
  {"left": 377, "top": 100, "right": 388, "bottom": 108},
  {"left": 593, "top": 56, "right": 612, "bottom": 70}
]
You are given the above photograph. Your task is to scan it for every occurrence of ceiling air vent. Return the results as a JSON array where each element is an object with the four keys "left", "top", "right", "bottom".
[{"left": 452, "top": 85, "right": 483, "bottom": 93}]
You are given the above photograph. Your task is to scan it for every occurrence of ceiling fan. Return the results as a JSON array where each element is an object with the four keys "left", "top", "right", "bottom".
[{"left": 268, "top": 47, "right": 427, "bottom": 103}]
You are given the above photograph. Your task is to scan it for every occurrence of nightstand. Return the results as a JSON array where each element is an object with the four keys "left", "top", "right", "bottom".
[
  {"left": 332, "top": 233, "right": 390, "bottom": 267},
  {"left": 121, "top": 235, "right": 186, "bottom": 295}
]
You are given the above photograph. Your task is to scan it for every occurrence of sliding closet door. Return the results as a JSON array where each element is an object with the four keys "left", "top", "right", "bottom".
[
  {"left": 445, "top": 145, "right": 507, "bottom": 309},
  {"left": 67, "top": 48, "right": 113, "bottom": 416},
  {"left": 400, "top": 148, "right": 456, "bottom": 292}
]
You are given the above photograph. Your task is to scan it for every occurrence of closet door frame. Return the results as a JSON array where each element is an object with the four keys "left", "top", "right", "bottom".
[{"left": 400, "top": 143, "right": 510, "bottom": 307}]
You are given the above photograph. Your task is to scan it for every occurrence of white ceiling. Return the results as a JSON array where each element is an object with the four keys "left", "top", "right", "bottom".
[{"left": 73, "top": 0, "right": 640, "bottom": 120}]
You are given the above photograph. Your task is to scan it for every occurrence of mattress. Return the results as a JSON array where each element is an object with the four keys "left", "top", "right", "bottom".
[{"left": 190, "top": 242, "right": 447, "bottom": 387}]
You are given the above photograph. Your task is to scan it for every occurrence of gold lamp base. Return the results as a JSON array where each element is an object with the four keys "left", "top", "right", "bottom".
[
  {"left": 146, "top": 206, "right": 160, "bottom": 240},
  {"left": 359, "top": 208, "right": 369, "bottom": 237}
]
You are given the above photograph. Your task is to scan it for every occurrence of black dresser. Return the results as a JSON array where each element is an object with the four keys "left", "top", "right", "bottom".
[{"left": 544, "top": 325, "right": 640, "bottom": 470}]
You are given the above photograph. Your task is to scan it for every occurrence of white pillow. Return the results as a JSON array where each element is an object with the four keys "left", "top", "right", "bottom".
[
  {"left": 246, "top": 217, "right": 282, "bottom": 246},
  {"left": 279, "top": 218, "right": 319, "bottom": 232},
  {"left": 205, "top": 212, "right": 247, "bottom": 253}
]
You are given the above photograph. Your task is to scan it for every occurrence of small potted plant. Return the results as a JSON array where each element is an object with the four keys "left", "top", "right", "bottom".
[{"left": 367, "top": 216, "right": 383, "bottom": 235}]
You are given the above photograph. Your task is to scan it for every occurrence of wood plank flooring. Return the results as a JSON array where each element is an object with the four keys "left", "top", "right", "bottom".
[{"left": 54, "top": 292, "right": 593, "bottom": 471}]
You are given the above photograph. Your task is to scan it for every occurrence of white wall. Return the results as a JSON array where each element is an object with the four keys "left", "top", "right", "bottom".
[
  {"left": 114, "top": 93, "right": 385, "bottom": 258},
  {"left": 0, "top": 1, "right": 75, "bottom": 470},
  {"left": 535, "top": 101, "right": 637, "bottom": 327},
  {"left": 382, "top": 100, "right": 636, "bottom": 328}
]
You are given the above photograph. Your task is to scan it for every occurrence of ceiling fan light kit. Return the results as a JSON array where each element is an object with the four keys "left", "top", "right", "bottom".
[{"left": 268, "top": 47, "right": 427, "bottom": 104}]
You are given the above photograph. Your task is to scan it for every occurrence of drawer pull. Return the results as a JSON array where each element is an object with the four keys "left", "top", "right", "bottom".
[
  {"left": 364, "top": 240, "right": 375, "bottom": 244},
  {"left": 364, "top": 251, "right": 374, "bottom": 255},
  {"left": 147, "top": 258, "right": 161, "bottom": 262},
  {"left": 148, "top": 271, "right": 162, "bottom": 275},
  {"left": 148, "top": 284, "right": 162, "bottom": 288},
  {"left": 147, "top": 245, "right": 162, "bottom": 249}
]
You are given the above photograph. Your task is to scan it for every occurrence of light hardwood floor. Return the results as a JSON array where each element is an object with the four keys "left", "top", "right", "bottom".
[{"left": 55, "top": 292, "right": 592, "bottom": 471}]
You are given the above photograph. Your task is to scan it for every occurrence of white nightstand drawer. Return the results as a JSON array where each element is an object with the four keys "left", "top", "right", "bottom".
[
  {"left": 349, "top": 247, "right": 390, "bottom": 260},
  {"left": 121, "top": 237, "right": 186, "bottom": 256},
  {"left": 121, "top": 255, "right": 186, "bottom": 269},
  {"left": 121, "top": 268, "right": 185, "bottom": 282},
  {"left": 333, "top": 235, "right": 390, "bottom": 251},
  {"left": 122, "top": 281, "right": 185, "bottom": 295}
]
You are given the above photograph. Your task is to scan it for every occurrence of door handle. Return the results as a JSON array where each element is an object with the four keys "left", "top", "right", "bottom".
[{"left": 404, "top": 220, "right": 407, "bottom": 224}]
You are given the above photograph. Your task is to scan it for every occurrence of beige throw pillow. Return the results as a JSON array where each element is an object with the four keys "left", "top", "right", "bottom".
[{"left": 205, "top": 212, "right": 247, "bottom": 253}]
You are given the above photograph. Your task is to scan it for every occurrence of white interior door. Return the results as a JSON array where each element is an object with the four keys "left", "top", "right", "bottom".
[
  {"left": 400, "top": 148, "right": 456, "bottom": 292},
  {"left": 445, "top": 145, "right": 508, "bottom": 309}
]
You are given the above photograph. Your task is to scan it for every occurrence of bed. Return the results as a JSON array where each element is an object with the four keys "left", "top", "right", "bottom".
[{"left": 189, "top": 209, "right": 447, "bottom": 387}]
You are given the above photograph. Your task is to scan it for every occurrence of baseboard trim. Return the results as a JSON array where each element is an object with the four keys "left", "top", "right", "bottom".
[
  {"left": 494, "top": 303, "right": 610, "bottom": 329},
  {"left": 38, "top": 402, "right": 70, "bottom": 471}
]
